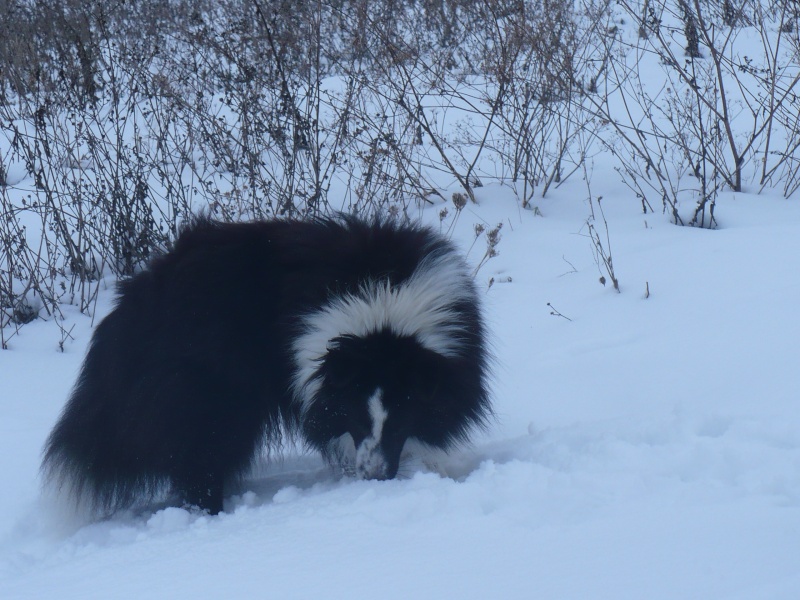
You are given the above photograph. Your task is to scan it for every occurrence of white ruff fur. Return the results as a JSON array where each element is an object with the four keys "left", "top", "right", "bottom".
[{"left": 291, "top": 251, "right": 474, "bottom": 412}]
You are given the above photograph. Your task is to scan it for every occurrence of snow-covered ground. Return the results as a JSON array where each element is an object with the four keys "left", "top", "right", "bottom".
[{"left": 2, "top": 176, "right": 799, "bottom": 598}]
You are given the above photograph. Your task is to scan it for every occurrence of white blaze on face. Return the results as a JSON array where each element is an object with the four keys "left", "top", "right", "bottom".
[{"left": 355, "top": 390, "right": 389, "bottom": 479}]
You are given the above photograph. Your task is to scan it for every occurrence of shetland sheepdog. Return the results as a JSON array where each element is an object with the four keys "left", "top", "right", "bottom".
[{"left": 42, "top": 216, "right": 491, "bottom": 515}]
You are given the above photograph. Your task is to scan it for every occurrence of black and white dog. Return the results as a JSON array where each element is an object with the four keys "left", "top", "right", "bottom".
[{"left": 42, "top": 216, "right": 491, "bottom": 515}]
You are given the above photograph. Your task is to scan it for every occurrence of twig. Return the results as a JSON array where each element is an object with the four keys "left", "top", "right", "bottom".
[{"left": 547, "top": 302, "right": 572, "bottom": 322}]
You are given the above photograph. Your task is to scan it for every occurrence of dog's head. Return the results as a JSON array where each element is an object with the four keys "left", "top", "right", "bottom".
[{"left": 301, "top": 331, "right": 486, "bottom": 479}]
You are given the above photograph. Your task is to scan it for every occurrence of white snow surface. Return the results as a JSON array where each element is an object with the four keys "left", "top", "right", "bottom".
[{"left": 2, "top": 183, "right": 799, "bottom": 599}]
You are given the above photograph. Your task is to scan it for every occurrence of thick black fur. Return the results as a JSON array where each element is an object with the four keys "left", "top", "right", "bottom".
[{"left": 42, "top": 216, "right": 491, "bottom": 516}]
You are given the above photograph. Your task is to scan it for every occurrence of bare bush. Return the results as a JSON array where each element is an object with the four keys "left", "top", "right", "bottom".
[
  {"left": 599, "top": 0, "right": 800, "bottom": 226},
  {"left": 2, "top": 0, "right": 800, "bottom": 341}
]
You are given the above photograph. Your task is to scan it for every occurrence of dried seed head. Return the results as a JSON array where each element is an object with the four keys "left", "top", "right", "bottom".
[{"left": 452, "top": 192, "right": 467, "bottom": 211}]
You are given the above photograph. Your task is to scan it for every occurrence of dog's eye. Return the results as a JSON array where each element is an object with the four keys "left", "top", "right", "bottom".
[{"left": 325, "top": 366, "right": 357, "bottom": 391}]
